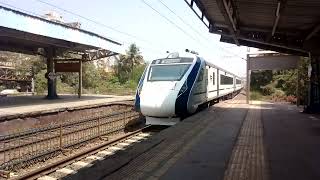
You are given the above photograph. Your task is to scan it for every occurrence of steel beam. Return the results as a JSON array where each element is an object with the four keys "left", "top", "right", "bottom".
[
  {"left": 305, "top": 24, "right": 320, "bottom": 41},
  {"left": 271, "top": 1, "right": 281, "bottom": 36},
  {"left": 184, "top": 0, "right": 210, "bottom": 28},
  {"left": 222, "top": 0, "right": 237, "bottom": 32},
  {"left": 220, "top": 34, "right": 308, "bottom": 56},
  {"left": 216, "top": 0, "right": 240, "bottom": 45}
]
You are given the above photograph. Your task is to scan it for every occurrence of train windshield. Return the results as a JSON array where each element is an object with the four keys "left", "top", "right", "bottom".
[{"left": 148, "top": 64, "right": 191, "bottom": 81}]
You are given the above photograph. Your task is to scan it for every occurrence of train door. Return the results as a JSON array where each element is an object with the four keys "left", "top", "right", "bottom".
[
  {"left": 190, "top": 66, "right": 207, "bottom": 108},
  {"left": 233, "top": 75, "right": 236, "bottom": 91},
  {"left": 207, "top": 67, "right": 218, "bottom": 100}
]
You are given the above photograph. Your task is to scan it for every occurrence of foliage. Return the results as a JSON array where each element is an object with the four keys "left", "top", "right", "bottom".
[
  {"left": 34, "top": 70, "right": 47, "bottom": 94},
  {"left": 1, "top": 43, "right": 146, "bottom": 96},
  {"left": 116, "top": 43, "right": 144, "bottom": 83},
  {"left": 271, "top": 89, "right": 286, "bottom": 102},
  {"left": 82, "top": 62, "right": 102, "bottom": 89},
  {"left": 131, "top": 65, "right": 146, "bottom": 83},
  {"left": 250, "top": 70, "right": 273, "bottom": 91},
  {"left": 286, "top": 95, "right": 297, "bottom": 104},
  {"left": 273, "top": 70, "right": 297, "bottom": 96},
  {"left": 250, "top": 57, "right": 309, "bottom": 104},
  {"left": 261, "top": 84, "right": 275, "bottom": 96},
  {"left": 250, "top": 91, "right": 263, "bottom": 100}
]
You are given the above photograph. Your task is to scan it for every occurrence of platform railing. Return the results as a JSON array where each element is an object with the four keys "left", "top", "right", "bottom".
[{"left": 0, "top": 105, "right": 140, "bottom": 172}]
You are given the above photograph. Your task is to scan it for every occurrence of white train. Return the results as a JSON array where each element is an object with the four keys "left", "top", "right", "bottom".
[{"left": 135, "top": 51, "right": 243, "bottom": 125}]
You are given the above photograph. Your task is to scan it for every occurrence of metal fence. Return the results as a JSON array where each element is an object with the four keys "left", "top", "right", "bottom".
[{"left": 0, "top": 104, "right": 140, "bottom": 171}]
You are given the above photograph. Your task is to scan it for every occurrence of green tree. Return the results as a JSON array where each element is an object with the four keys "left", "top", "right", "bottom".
[
  {"left": 35, "top": 69, "right": 47, "bottom": 94},
  {"left": 82, "top": 62, "right": 102, "bottom": 89},
  {"left": 127, "top": 44, "right": 143, "bottom": 73},
  {"left": 116, "top": 44, "right": 144, "bottom": 83},
  {"left": 250, "top": 70, "right": 273, "bottom": 91}
]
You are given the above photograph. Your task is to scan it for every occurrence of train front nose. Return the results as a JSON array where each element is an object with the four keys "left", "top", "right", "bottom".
[{"left": 140, "top": 82, "right": 177, "bottom": 117}]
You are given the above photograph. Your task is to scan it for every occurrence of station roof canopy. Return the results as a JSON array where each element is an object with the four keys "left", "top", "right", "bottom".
[
  {"left": 0, "top": 6, "right": 123, "bottom": 60},
  {"left": 186, "top": 0, "right": 320, "bottom": 56}
]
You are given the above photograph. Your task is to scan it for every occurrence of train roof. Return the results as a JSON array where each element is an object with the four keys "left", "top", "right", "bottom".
[
  {"left": 199, "top": 57, "right": 241, "bottom": 79},
  {"left": 158, "top": 52, "right": 242, "bottom": 80}
]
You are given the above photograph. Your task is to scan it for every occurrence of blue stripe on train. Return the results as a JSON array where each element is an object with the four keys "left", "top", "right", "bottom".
[
  {"left": 175, "top": 58, "right": 202, "bottom": 116},
  {"left": 134, "top": 67, "right": 147, "bottom": 112}
]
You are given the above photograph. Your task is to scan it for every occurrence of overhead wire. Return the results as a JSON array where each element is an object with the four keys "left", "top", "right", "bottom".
[
  {"left": 35, "top": 0, "right": 148, "bottom": 45},
  {"left": 33, "top": 0, "right": 166, "bottom": 55},
  {"left": 156, "top": 0, "right": 247, "bottom": 61},
  {"left": 140, "top": 0, "right": 201, "bottom": 43},
  {"left": 3, "top": 0, "right": 246, "bottom": 61}
]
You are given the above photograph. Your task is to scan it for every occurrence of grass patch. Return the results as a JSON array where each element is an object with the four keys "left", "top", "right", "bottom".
[{"left": 250, "top": 91, "right": 263, "bottom": 100}]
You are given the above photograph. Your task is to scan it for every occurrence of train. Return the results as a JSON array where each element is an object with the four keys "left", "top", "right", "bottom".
[{"left": 134, "top": 50, "right": 243, "bottom": 125}]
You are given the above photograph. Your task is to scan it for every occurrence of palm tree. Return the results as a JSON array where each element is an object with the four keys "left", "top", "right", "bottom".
[
  {"left": 117, "top": 44, "right": 144, "bottom": 82},
  {"left": 126, "top": 44, "right": 143, "bottom": 77}
]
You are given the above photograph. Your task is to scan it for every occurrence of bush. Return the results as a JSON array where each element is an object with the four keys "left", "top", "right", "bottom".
[
  {"left": 286, "top": 95, "right": 297, "bottom": 104},
  {"left": 271, "top": 90, "right": 286, "bottom": 102},
  {"left": 261, "top": 84, "right": 275, "bottom": 96},
  {"left": 56, "top": 80, "right": 75, "bottom": 94},
  {"left": 250, "top": 91, "right": 262, "bottom": 100},
  {"left": 35, "top": 70, "right": 47, "bottom": 94}
]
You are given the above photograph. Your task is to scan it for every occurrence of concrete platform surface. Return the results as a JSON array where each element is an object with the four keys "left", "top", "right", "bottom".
[
  {"left": 262, "top": 102, "right": 320, "bottom": 180},
  {"left": 66, "top": 93, "right": 250, "bottom": 180},
  {"left": 65, "top": 94, "right": 320, "bottom": 180},
  {"left": 0, "top": 94, "right": 134, "bottom": 119}
]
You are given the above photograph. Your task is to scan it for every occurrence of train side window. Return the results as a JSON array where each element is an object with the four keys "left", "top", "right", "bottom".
[
  {"left": 220, "top": 74, "right": 233, "bottom": 85},
  {"left": 212, "top": 72, "right": 215, "bottom": 85}
]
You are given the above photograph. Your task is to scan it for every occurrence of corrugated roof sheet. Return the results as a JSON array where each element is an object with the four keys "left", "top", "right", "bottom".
[
  {"left": 0, "top": 6, "right": 124, "bottom": 54},
  {"left": 191, "top": 0, "right": 320, "bottom": 55}
]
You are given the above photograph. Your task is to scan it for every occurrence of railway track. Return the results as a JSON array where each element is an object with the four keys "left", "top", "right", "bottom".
[
  {"left": 0, "top": 103, "right": 144, "bottom": 178},
  {"left": 15, "top": 125, "right": 156, "bottom": 180}
]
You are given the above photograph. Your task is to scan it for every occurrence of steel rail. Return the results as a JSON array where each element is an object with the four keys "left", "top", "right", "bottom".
[
  {"left": 0, "top": 113, "right": 138, "bottom": 153},
  {"left": 15, "top": 125, "right": 152, "bottom": 180},
  {"left": 0, "top": 105, "right": 132, "bottom": 141}
]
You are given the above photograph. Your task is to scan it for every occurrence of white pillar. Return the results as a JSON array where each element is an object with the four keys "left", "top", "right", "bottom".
[{"left": 246, "top": 54, "right": 250, "bottom": 104}]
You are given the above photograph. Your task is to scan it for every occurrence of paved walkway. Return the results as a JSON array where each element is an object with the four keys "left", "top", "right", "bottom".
[
  {"left": 262, "top": 102, "right": 320, "bottom": 180},
  {"left": 67, "top": 93, "right": 252, "bottom": 180},
  {"left": 65, "top": 95, "right": 320, "bottom": 180},
  {"left": 0, "top": 94, "right": 134, "bottom": 119}
]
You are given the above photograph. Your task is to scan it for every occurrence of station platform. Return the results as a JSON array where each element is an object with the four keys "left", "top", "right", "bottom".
[
  {"left": 66, "top": 93, "right": 320, "bottom": 180},
  {"left": 0, "top": 94, "right": 134, "bottom": 121}
]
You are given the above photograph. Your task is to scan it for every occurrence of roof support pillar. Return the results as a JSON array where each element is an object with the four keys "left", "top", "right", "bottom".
[
  {"left": 305, "top": 55, "right": 320, "bottom": 113},
  {"left": 246, "top": 54, "right": 250, "bottom": 104},
  {"left": 78, "top": 60, "right": 82, "bottom": 98},
  {"left": 46, "top": 48, "right": 58, "bottom": 99}
]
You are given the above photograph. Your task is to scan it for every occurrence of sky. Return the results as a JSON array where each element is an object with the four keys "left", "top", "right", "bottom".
[{"left": 0, "top": 0, "right": 250, "bottom": 76}]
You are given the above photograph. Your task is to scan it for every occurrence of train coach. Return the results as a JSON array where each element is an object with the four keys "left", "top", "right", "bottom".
[{"left": 135, "top": 50, "right": 243, "bottom": 125}]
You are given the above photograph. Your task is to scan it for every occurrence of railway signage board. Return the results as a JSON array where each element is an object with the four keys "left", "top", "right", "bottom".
[
  {"left": 55, "top": 62, "right": 81, "bottom": 72},
  {"left": 248, "top": 55, "right": 299, "bottom": 70}
]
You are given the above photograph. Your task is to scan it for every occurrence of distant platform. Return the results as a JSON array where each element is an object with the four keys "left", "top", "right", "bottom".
[{"left": 0, "top": 94, "right": 134, "bottom": 120}]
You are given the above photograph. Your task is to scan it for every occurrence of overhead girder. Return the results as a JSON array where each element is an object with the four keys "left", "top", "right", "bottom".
[
  {"left": 216, "top": 0, "right": 240, "bottom": 45},
  {"left": 185, "top": 0, "right": 320, "bottom": 56}
]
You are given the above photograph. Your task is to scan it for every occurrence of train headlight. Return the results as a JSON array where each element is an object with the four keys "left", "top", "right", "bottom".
[{"left": 178, "top": 81, "right": 188, "bottom": 97}]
